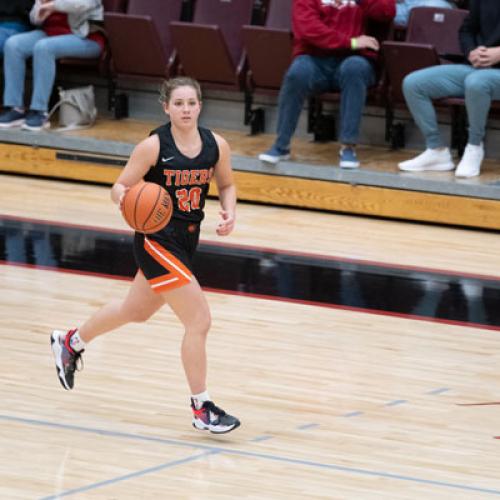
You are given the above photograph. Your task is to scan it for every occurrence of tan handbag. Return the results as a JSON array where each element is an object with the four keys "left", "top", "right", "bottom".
[{"left": 48, "top": 85, "right": 97, "bottom": 131}]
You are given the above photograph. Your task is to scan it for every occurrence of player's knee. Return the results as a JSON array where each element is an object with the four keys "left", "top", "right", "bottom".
[
  {"left": 189, "top": 311, "right": 211, "bottom": 337},
  {"left": 199, "top": 314, "right": 212, "bottom": 336},
  {"left": 124, "top": 305, "right": 153, "bottom": 323}
]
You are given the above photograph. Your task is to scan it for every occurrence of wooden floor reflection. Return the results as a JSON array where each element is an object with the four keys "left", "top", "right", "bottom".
[{"left": 1, "top": 174, "right": 499, "bottom": 499}]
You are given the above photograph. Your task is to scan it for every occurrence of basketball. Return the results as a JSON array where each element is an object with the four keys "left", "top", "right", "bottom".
[{"left": 121, "top": 182, "right": 173, "bottom": 234}]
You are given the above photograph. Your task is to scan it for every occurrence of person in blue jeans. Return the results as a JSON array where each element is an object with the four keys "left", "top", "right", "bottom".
[
  {"left": 394, "top": 0, "right": 454, "bottom": 27},
  {"left": 0, "top": 0, "right": 104, "bottom": 131},
  {"left": 259, "top": 0, "right": 395, "bottom": 169},
  {"left": 0, "top": 1, "right": 33, "bottom": 53},
  {"left": 399, "top": 0, "right": 500, "bottom": 178}
]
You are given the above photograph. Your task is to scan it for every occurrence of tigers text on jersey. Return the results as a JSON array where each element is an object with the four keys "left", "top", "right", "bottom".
[{"left": 145, "top": 122, "right": 220, "bottom": 223}]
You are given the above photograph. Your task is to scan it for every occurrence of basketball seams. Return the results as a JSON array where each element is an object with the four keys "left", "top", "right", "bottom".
[
  {"left": 121, "top": 185, "right": 138, "bottom": 230},
  {"left": 121, "top": 182, "right": 172, "bottom": 234},
  {"left": 133, "top": 183, "right": 148, "bottom": 232},
  {"left": 144, "top": 193, "right": 173, "bottom": 232},
  {"left": 142, "top": 184, "right": 162, "bottom": 232}
]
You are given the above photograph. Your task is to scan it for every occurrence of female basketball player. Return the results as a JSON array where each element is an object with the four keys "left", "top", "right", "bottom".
[{"left": 50, "top": 77, "right": 240, "bottom": 434}]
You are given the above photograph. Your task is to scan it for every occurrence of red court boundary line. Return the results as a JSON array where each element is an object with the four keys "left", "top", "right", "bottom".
[
  {"left": 2, "top": 260, "right": 499, "bottom": 333},
  {"left": 0, "top": 260, "right": 132, "bottom": 283},
  {"left": 457, "top": 402, "right": 500, "bottom": 406},
  {"left": 2, "top": 213, "right": 499, "bottom": 282}
]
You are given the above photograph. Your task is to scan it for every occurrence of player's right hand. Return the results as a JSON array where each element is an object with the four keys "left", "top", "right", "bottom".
[{"left": 112, "top": 183, "right": 130, "bottom": 209}]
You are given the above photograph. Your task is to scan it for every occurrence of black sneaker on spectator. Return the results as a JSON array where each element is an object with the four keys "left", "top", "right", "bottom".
[
  {"left": 0, "top": 107, "right": 26, "bottom": 128},
  {"left": 22, "top": 110, "right": 50, "bottom": 131}
]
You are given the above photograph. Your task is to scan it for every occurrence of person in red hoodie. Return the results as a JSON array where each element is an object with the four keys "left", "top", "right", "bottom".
[{"left": 259, "top": 0, "right": 395, "bottom": 169}]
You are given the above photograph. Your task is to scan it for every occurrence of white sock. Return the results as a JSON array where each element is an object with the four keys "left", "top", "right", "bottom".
[
  {"left": 69, "top": 329, "right": 86, "bottom": 352},
  {"left": 191, "top": 390, "right": 210, "bottom": 410}
]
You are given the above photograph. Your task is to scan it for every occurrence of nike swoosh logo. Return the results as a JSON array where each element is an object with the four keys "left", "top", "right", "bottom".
[{"left": 161, "top": 156, "right": 174, "bottom": 162}]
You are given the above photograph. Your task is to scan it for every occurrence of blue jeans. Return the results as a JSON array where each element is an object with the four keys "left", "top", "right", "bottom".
[
  {"left": 0, "top": 21, "right": 30, "bottom": 53},
  {"left": 394, "top": 0, "right": 453, "bottom": 27},
  {"left": 403, "top": 64, "right": 500, "bottom": 148},
  {"left": 274, "top": 54, "right": 376, "bottom": 151},
  {"left": 3, "top": 30, "right": 102, "bottom": 112}
]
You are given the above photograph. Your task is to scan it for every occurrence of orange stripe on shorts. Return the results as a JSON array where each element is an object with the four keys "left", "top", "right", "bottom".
[{"left": 144, "top": 237, "right": 192, "bottom": 293}]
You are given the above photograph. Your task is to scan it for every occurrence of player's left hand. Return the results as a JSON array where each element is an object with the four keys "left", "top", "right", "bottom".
[{"left": 216, "top": 210, "right": 235, "bottom": 236}]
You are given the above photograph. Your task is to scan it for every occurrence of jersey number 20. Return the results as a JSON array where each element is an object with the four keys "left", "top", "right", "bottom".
[{"left": 176, "top": 187, "right": 202, "bottom": 212}]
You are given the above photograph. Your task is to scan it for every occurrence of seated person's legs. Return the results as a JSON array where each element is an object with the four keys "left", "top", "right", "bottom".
[
  {"left": 0, "top": 20, "right": 30, "bottom": 53},
  {"left": 0, "top": 30, "right": 45, "bottom": 128},
  {"left": 336, "top": 55, "right": 376, "bottom": 168},
  {"left": 455, "top": 69, "right": 500, "bottom": 177},
  {"left": 24, "top": 34, "right": 102, "bottom": 130},
  {"left": 398, "top": 64, "right": 473, "bottom": 172},
  {"left": 259, "top": 55, "right": 331, "bottom": 165}
]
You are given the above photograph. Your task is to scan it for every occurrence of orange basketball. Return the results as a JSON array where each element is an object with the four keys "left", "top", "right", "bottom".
[{"left": 121, "top": 182, "right": 173, "bottom": 234}]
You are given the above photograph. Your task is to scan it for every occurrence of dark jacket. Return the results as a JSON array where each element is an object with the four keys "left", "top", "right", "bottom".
[
  {"left": 459, "top": 0, "right": 500, "bottom": 59},
  {"left": 0, "top": 0, "right": 34, "bottom": 23}
]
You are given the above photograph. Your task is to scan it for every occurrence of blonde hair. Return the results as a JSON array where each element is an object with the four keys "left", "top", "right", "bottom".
[{"left": 159, "top": 77, "right": 202, "bottom": 104}]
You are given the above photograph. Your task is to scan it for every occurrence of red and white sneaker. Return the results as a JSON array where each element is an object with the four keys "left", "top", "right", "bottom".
[
  {"left": 50, "top": 329, "right": 84, "bottom": 390},
  {"left": 191, "top": 399, "right": 240, "bottom": 434}
]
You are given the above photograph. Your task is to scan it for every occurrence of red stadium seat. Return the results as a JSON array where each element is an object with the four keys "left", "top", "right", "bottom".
[
  {"left": 104, "top": 0, "right": 184, "bottom": 117},
  {"left": 241, "top": 0, "right": 293, "bottom": 134},
  {"left": 170, "top": 0, "right": 255, "bottom": 90}
]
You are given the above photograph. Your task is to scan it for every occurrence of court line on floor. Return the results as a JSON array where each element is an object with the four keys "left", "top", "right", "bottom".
[
  {"left": 39, "top": 450, "right": 219, "bottom": 500},
  {"left": 3, "top": 413, "right": 500, "bottom": 496}
]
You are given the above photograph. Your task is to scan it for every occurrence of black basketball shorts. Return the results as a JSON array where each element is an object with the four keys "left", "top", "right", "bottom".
[{"left": 133, "top": 220, "right": 200, "bottom": 293}]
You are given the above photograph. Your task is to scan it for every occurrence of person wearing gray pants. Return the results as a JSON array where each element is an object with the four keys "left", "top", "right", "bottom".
[{"left": 399, "top": 0, "right": 500, "bottom": 178}]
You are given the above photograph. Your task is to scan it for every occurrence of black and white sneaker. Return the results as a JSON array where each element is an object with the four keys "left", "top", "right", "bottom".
[
  {"left": 50, "top": 329, "right": 84, "bottom": 390},
  {"left": 191, "top": 400, "right": 240, "bottom": 434}
]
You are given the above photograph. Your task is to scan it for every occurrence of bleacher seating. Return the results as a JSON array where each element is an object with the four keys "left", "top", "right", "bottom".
[
  {"left": 104, "top": 0, "right": 184, "bottom": 117},
  {"left": 170, "top": 0, "right": 255, "bottom": 91},
  {"left": 242, "top": 0, "right": 293, "bottom": 134}
]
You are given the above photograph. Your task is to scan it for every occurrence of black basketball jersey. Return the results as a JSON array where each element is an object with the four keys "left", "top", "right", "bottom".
[{"left": 145, "top": 122, "right": 220, "bottom": 223}]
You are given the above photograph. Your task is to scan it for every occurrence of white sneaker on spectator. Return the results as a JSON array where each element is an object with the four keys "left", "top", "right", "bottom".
[
  {"left": 398, "top": 148, "right": 455, "bottom": 172},
  {"left": 455, "top": 143, "right": 484, "bottom": 178},
  {"left": 258, "top": 146, "right": 290, "bottom": 165}
]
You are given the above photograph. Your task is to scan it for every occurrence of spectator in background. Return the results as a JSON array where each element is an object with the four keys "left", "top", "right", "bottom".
[
  {"left": 0, "top": 0, "right": 105, "bottom": 131},
  {"left": 394, "top": 0, "right": 454, "bottom": 27},
  {"left": 399, "top": 0, "right": 500, "bottom": 177},
  {"left": 259, "top": 0, "right": 395, "bottom": 170},
  {"left": 0, "top": 1, "right": 33, "bottom": 52}
]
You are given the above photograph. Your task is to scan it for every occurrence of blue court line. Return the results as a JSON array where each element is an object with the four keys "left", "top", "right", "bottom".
[
  {"left": 296, "top": 423, "right": 319, "bottom": 430},
  {"left": 3, "top": 413, "right": 500, "bottom": 496},
  {"left": 39, "top": 450, "right": 218, "bottom": 500},
  {"left": 426, "top": 387, "right": 451, "bottom": 395},
  {"left": 384, "top": 399, "right": 408, "bottom": 407},
  {"left": 251, "top": 435, "right": 274, "bottom": 442},
  {"left": 342, "top": 411, "right": 364, "bottom": 417},
  {"left": 0, "top": 414, "right": 214, "bottom": 451},
  {"left": 220, "top": 448, "right": 500, "bottom": 496}
]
